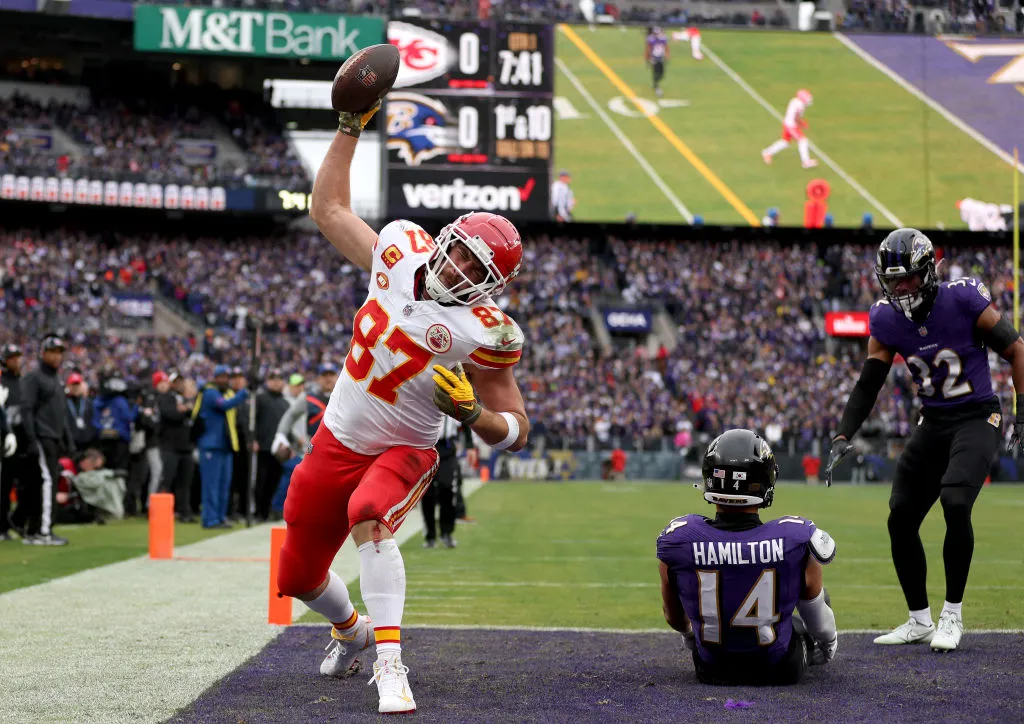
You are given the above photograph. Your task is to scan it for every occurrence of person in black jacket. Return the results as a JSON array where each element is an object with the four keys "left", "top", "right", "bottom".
[
  {"left": 15, "top": 335, "right": 74, "bottom": 545},
  {"left": 1, "top": 345, "right": 30, "bottom": 541},
  {"left": 65, "top": 372, "right": 97, "bottom": 450},
  {"left": 421, "top": 417, "right": 470, "bottom": 549},
  {"left": 253, "top": 368, "right": 288, "bottom": 521},
  {"left": 157, "top": 371, "right": 195, "bottom": 522}
]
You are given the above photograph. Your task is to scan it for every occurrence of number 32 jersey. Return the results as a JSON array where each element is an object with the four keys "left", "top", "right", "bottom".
[
  {"left": 869, "top": 278, "right": 997, "bottom": 410},
  {"left": 324, "top": 219, "right": 525, "bottom": 456}
]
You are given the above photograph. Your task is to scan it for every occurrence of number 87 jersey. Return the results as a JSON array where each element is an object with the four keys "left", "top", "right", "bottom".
[{"left": 324, "top": 219, "right": 525, "bottom": 456}]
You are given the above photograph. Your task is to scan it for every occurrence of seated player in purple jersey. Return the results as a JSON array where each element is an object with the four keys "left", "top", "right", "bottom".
[
  {"left": 825, "top": 228, "right": 1024, "bottom": 653},
  {"left": 657, "top": 429, "right": 838, "bottom": 686}
]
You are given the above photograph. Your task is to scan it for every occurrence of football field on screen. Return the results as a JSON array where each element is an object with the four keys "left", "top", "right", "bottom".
[
  {"left": 553, "top": 26, "right": 1020, "bottom": 230},
  {"left": 300, "top": 481, "right": 1024, "bottom": 631}
]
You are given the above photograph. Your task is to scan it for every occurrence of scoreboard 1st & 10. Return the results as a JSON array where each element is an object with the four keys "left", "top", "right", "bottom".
[{"left": 385, "top": 19, "right": 554, "bottom": 220}]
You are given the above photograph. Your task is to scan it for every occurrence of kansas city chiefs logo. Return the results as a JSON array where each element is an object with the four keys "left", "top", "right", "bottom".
[
  {"left": 388, "top": 22, "right": 451, "bottom": 88},
  {"left": 425, "top": 323, "right": 452, "bottom": 353}
]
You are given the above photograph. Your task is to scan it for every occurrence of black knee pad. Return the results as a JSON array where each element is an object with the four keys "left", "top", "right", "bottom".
[{"left": 939, "top": 486, "right": 978, "bottom": 517}]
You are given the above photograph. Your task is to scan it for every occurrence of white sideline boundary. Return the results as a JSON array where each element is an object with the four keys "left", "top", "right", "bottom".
[
  {"left": 0, "top": 477, "right": 483, "bottom": 724},
  {"left": 291, "top": 622, "right": 1024, "bottom": 635},
  {"left": 555, "top": 56, "right": 695, "bottom": 223},
  {"left": 701, "top": 45, "right": 904, "bottom": 228},
  {"left": 833, "top": 32, "right": 1024, "bottom": 175}
]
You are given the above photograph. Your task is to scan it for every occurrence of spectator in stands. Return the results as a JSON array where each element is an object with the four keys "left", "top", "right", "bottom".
[{"left": 194, "top": 364, "right": 249, "bottom": 529}]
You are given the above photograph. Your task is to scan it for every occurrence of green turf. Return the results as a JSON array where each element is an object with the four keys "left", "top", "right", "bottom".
[
  {"left": 300, "top": 480, "right": 1024, "bottom": 630},
  {"left": 554, "top": 26, "right": 1014, "bottom": 229},
  {"left": 0, "top": 519, "right": 231, "bottom": 594}
]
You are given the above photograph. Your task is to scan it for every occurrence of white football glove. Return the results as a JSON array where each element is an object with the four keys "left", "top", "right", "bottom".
[
  {"left": 271, "top": 433, "right": 291, "bottom": 457},
  {"left": 0, "top": 385, "right": 8, "bottom": 407},
  {"left": 3, "top": 433, "right": 16, "bottom": 458}
]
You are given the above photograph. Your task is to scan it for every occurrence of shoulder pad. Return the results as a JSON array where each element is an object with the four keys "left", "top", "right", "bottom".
[
  {"left": 809, "top": 528, "right": 836, "bottom": 565},
  {"left": 658, "top": 515, "right": 693, "bottom": 539}
]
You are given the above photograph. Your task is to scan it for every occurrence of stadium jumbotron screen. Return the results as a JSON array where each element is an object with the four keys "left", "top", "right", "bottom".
[{"left": 553, "top": 27, "right": 1024, "bottom": 230}]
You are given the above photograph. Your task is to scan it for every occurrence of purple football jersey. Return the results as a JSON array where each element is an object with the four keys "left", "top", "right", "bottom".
[
  {"left": 647, "top": 33, "right": 668, "bottom": 59},
  {"left": 657, "top": 514, "right": 817, "bottom": 666},
  {"left": 869, "top": 278, "right": 996, "bottom": 408}
]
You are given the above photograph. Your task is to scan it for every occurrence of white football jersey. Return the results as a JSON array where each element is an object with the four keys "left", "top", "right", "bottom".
[
  {"left": 324, "top": 220, "right": 525, "bottom": 455},
  {"left": 783, "top": 97, "right": 806, "bottom": 128}
]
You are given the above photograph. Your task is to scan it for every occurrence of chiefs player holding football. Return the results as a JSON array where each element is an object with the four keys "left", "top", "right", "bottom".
[{"left": 277, "top": 74, "right": 530, "bottom": 714}]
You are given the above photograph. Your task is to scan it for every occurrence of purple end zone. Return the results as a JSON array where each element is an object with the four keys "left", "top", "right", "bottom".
[
  {"left": 171, "top": 628, "right": 1024, "bottom": 723},
  {"left": 843, "top": 34, "right": 1024, "bottom": 160}
]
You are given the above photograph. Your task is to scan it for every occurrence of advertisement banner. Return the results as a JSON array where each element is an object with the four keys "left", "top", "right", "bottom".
[
  {"left": 387, "top": 168, "right": 549, "bottom": 220},
  {"left": 825, "top": 311, "right": 871, "bottom": 337},
  {"left": 114, "top": 294, "right": 155, "bottom": 318},
  {"left": 0, "top": 173, "right": 228, "bottom": 212},
  {"left": 133, "top": 6, "right": 384, "bottom": 60},
  {"left": 602, "top": 308, "right": 653, "bottom": 333}
]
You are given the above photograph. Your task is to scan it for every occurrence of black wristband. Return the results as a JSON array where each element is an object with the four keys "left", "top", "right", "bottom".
[{"left": 1016, "top": 394, "right": 1024, "bottom": 423}]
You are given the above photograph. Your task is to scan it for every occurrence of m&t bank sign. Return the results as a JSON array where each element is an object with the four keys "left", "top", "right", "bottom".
[{"left": 134, "top": 6, "right": 384, "bottom": 60}]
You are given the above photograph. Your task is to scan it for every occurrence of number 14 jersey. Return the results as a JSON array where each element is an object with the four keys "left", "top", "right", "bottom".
[{"left": 324, "top": 219, "right": 525, "bottom": 456}]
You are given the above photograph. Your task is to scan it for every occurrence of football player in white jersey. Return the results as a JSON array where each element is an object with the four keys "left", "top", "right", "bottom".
[
  {"left": 761, "top": 89, "right": 818, "bottom": 169},
  {"left": 276, "top": 93, "right": 530, "bottom": 716}
]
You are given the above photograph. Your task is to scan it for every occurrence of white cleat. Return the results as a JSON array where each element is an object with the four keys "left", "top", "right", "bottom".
[
  {"left": 368, "top": 654, "right": 416, "bottom": 714},
  {"left": 931, "top": 612, "right": 964, "bottom": 653},
  {"left": 873, "top": 617, "right": 935, "bottom": 645},
  {"left": 802, "top": 159, "right": 819, "bottom": 169},
  {"left": 761, "top": 150, "right": 772, "bottom": 165},
  {"left": 320, "top": 615, "right": 374, "bottom": 678}
]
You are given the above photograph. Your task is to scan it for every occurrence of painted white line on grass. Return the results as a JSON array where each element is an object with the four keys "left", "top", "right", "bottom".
[
  {"left": 701, "top": 45, "right": 904, "bottom": 228},
  {"left": 292, "top": 622, "right": 1024, "bottom": 635},
  {"left": 555, "top": 56, "right": 694, "bottom": 223},
  {"left": 833, "top": 32, "right": 1024, "bottom": 175},
  {"left": 405, "top": 580, "right": 1024, "bottom": 591}
]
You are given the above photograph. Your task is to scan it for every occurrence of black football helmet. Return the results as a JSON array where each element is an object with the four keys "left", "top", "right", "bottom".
[
  {"left": 874, "top": 228, "right": 939, "bottom": 323},
  {"left": 701, "top": 429, "right": 778, "bottom": 509}
]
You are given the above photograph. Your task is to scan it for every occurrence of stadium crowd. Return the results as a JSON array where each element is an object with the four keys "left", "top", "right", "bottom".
[
  {"left": 0, "top": 92, "right": 310, "bottom": 191},
  {"left": 2, "top": 227, "right": 1019, "bottom": 456}
]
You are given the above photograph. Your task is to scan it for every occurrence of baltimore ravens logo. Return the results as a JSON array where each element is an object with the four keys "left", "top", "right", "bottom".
[
  {"left": 357, "top": 65, "right": 378, "bottom": 88},
  {"left": 425, "top": 323, "right": 453, "bottom": 353},
  {"left": 386, "top": 91, "right": 459, "bottom": 166},
  {"left": 910, "top": 235, "right": 933, "bottom": 266}
]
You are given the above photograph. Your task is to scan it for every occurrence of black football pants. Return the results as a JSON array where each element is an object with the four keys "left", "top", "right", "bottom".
[
  {"left": 888, "top": 416, "right": 1000, "bottom": 610},
  {"left": 652, "top": 60, "right": 665, "bottom": 87},
  {"left": 421, "top": 453, "right": 457, "bottom": 541}
]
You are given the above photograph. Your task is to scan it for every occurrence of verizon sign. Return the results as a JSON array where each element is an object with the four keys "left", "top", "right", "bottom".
[
  {"left": 388, "top": 169, "right": 549, "bottom": 220},
  {"left": 825, "top": 311, "right": 870, "bottom": 337}
]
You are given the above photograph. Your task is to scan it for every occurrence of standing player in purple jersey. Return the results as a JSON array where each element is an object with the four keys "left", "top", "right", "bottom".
[
  {"left": 645, "top": 26, "right": 669, "bottom": 99},
  {"left": 826, "top": 228, "right": 1024, "bottom": 653},
  {"left": 657, "top": 429, "right": 838, "bottom": 686}
]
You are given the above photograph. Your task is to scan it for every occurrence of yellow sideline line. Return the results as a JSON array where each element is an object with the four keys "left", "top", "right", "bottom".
[{"left": 558, "top": 24, "right": 760, "bottom": 227}]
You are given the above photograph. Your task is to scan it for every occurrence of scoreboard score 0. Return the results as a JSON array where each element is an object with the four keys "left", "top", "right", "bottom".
[{"left": 385, "top": 20, "right": 553, "bottom": 220}]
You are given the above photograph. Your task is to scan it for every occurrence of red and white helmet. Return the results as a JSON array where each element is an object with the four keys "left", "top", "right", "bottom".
[
  {"left": 796, "top": 89, "right": 813, "bottom": 105},
  {"left": 424, "top": 212, "right": 523, "bottom": 305}
]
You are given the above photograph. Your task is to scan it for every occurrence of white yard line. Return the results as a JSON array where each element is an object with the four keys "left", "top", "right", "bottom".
[
  {"left": 833, "top": 32, "right": 1024, "bottom": 175},
  {"left": 291, "top": 622, "right": 1024, "bottom": 635},
  {"left": 701, "top": 45, "right": 904, "bottom": 227},
  {"left": 0, "top": 478, "right": 483, "bottom": 723},
  {"left": 555, "top": 56, "right": 695, "bottom": 223}
]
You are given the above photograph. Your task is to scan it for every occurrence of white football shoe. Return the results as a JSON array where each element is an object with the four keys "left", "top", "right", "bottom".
[
  {"left": 873, "top": 617, "right": 935, "bottom": 645},
  {"left": 320, "top": 615, "right": 374, "bottom": 678},
  {"left": 368, "top": 653, "right": 416, "bottom": 715},
  {"left": 931, "top": 611, "right": 964, "bottom": 653}
]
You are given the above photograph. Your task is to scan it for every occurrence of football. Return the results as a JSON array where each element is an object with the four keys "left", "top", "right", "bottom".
[{"left": 331, "top": 44, "right": 401, "bottom": 113}]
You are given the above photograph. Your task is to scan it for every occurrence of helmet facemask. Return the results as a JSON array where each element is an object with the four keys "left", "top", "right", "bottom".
[
  {"left": 424, "top": 222, "right": 510, "bottom": 305},
  {"left": 876, "top": 262, "right": 938, "bottom": 322}
]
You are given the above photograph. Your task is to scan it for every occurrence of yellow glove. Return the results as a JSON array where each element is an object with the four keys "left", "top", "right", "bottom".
[
  {"left": 338, "top": 99, "right": 382, "bottom": 138},
  {"left": 432, "top": 363, "right": 482, "bottom": 424}
]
